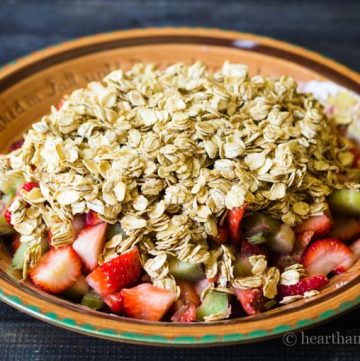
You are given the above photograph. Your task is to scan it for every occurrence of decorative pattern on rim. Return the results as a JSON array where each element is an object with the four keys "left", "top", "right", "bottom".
[{"left": 1, "top": 286, "right": 360, "bottom": 345}]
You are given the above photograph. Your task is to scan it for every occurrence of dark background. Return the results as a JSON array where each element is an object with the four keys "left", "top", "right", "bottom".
[{"left": 0, "top": 0, "right": 359, "bottom": 360}]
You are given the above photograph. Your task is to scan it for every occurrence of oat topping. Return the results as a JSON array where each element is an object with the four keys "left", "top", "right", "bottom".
[{"left": 0, "top": 62, "right": 358, "bottom": 298}]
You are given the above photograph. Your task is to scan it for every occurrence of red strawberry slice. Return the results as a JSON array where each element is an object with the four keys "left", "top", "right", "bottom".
[
  {"left": 301, "top": 238, "right": 354, "bottom": 276},
  {"left": 330, "top": 217, "right": 360, "bottom": 243},
  {"left": 297, "top": 230, "right": 315, "bottom": 249},
  {"left": 226, "top": 205, "right": 246, "bottom": 243},
  {"left": 171, "top": 281, "right": 200, "bottom": 322},
  {"left": 9, "top": 139, "right": 24, "bottom": 151},
  {"left": 5, "top": 207, "right": 12, "bottom": 225},
  {"left": 73, "top": 222, "right": 108, "bottom": 273},
  {"left": 85, "top": 211, "right": 103, "bottom": 227},
  {"left": 215, "top": 226, "right": 229, "bottom": 245},
  {"left": 29, "top": 246, "right": 82, "bottom": 294},
  {"left": 122, "top": 283, "right": 176, "bottom": 321},
  {"left": 21, "top": 182, "right": 39, "bottom": 193},
  {"left": 295, "top": 213, "right": 332, "bottom": 238},
  {"left": 278, "top": 275, "right": 329, "bottom": 298},
  {"left": 233, "top": 288, "right": 265, "bottom": 316},
  {"left": 103, "top": 291, "right": 124, "bottom": 314},
  {"left": 86, "top": 247, "right": 141, "bottom": 296},
  {"left": 171, "top": 304, "right": 197, "bottom": 322}
]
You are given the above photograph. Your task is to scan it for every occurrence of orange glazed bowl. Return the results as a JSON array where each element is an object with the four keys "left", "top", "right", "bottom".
[{"left": 0, "top": 28, "right": 359, "bottom": 346}]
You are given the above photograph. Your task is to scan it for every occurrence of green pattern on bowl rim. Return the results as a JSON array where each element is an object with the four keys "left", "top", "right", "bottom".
[{"left": 1, "top": 286, "right": 360, "bottom": 345}]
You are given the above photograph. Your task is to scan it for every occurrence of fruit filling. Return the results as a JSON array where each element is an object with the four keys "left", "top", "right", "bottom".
[{"left": 0, "top": 62, "right": 359, "bottom": 322}]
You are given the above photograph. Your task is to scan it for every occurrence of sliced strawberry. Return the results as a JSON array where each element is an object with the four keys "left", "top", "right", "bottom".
[
  {"left": 215, "top": 226, "right": 229, "bottom": 245},
  {"left": 122, "top": 283, "right": 176, "bottom": 321},
  {"left": 273, "top": 231, "right": 314, "bottom": 270},
  {"left": 171, "top": 304, "right": 197, "bottom": 322},
  {"left": 171, "top": 281, "right": 200, "bottom": 322},
  {"left": 233, "top": 288, "right": 265, "bottom": 316},
  {"left": 103, "top": 291, "right": 124, "bottom": 314},
  {"left": 73, "top": 222, "right": 107, "bottom": 273},
  {"left": 85, "top": 211, "right": 103, "bottom": 227},
  {"left": 86, "top": 247, "right": 141, "bottom": 297},
  {"left": 301, "top": 238, "right": 354, "bottom": 276},
  {"left": 295, "top": 213, "right": 332, "bottom": 238},
  {"left": 330, "top": 217, "right": 360, "bottom": 243},
  {"left": 278, "top": 275, "right": 329, "bottom": 298},
  {"left": 21, "top": 182, "right": 39, "bottom": 193},
  {"left": 4, "top": 207, "right": 12, "bottom": 225},
  {"left": 29, "top": 246, "right": 82, "bottom": 294},
  {"left": 297, "top": 230, "right": 315, "bottom": 249},
  {"left": 9, "top": 139, "right": 24, "bottom": 151},
  {"left": 226, "top": 205, "right": 246, "bottom": 243}
]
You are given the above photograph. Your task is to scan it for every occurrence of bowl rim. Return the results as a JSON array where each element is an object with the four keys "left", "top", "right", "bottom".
[{"left": 0, "top": 27, "right": 359, "bottom": 346}]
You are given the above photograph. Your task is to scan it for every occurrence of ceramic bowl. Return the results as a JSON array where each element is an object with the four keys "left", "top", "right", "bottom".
[{"left": 0, "top": 28, "right": 359, "bottom": 346}]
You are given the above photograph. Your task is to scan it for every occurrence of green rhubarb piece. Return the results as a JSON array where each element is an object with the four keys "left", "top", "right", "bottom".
[
  {"left": 244, "top": 213, "right": 280, "bottom": 237},
  {"left": 0, "top": 174, "right": 25, "bottom": 235},
  {"left": 268, "top": 224, "right": 296, "bottom": 255},
  {"left": 63, "top": 276, "right": 89, "bottom": 300},
  {"left": 11, "top": 237, "right": 48, "bottom": 271},
  {"left": 196, "top": 291, "right": 229, "bottom": 321},
  {"left": 244, "top": 213, "right": 294, "bottom": 254},
  {"left": 81, "top": 291, "right": 104, "bottom": 310},
  {"left": 1, "top": 173, "right": 24, "bottom": 195},
  {"left": 106, "top": 222, "right": 127, "bottom": 240},
  {"left": 11, "top": 242, "right": 28, "bottom": 270},
  {"left": 168, "top": 257, "right": 205, "bottom": 282},
  {"left": 233, "top": 255, "right": 253, "bottom": 278},
  {"left": 329, "top": 190, "right": 360, "bottom": 216},
  {"left": 247, "top": 232, "right": 267, "bottom": 244}
]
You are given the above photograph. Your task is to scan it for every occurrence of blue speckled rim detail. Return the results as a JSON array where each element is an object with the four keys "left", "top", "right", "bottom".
[{"left": 0, "top": 28, "right": 359, "bottom": 345}]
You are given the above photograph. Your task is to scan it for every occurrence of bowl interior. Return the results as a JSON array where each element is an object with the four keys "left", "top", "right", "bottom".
[{"left": 0, "top": 29, "right": 359, "bottom": 346}]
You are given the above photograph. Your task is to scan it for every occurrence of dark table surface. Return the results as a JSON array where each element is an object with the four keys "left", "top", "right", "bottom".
[{"left": 0, "top": 1, "right": 359, "bottom": 360}]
